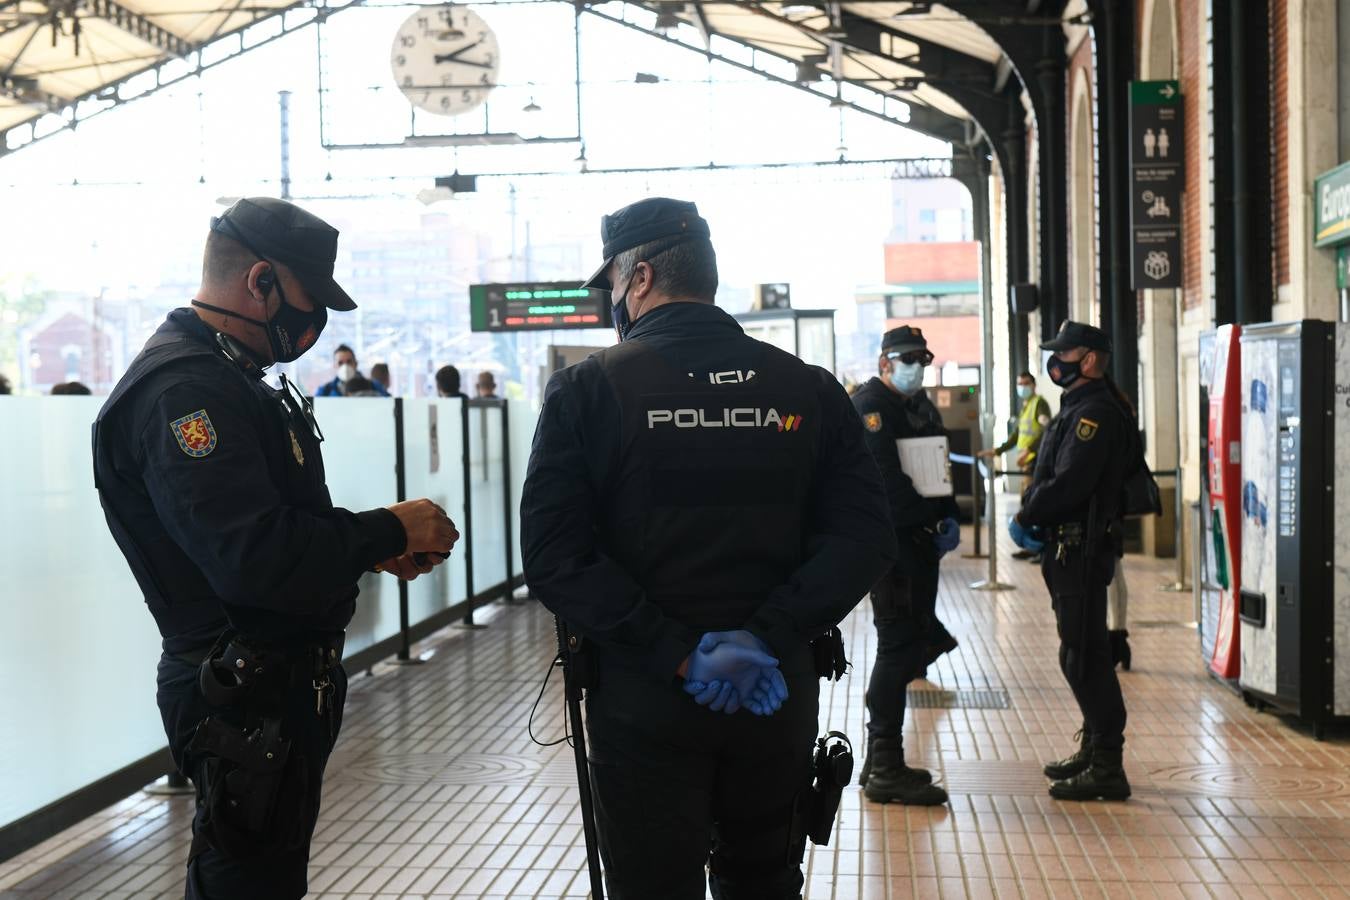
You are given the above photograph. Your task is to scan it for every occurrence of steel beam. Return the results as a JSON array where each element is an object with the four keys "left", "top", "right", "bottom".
[{"left": 86, "top": 0, "right": 193, "bottom": 57}]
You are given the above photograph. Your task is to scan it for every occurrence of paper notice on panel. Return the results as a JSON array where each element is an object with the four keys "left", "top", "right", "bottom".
[{"left": 896, "top": 435, "right": 953, "bottom": 498}]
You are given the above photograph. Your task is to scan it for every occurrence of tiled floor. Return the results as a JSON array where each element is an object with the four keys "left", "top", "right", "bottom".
[{"left": 5, "top": 525, "right": 1350, "bottom": 899}]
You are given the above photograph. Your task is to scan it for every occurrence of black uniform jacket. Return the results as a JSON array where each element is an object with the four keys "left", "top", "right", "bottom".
[
  {"left": 520, "top": 302, "right": 897, "bottom": 682},
  {"left": 1019, "top": 378, "right": 1130, "bottom": 531},
  {"left": 93, "top": 309, "right": 407, "bottom": 653},
  {"left": 850, "top": 378, "right": 960, "bottom": 540}
]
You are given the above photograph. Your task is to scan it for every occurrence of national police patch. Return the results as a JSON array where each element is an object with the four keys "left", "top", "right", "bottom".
[
  {"left": 864, "top": 412, "right": 882, "bottom": 433},
  {"left": 171, "top": 409, "right": 217, "bottom": 457},
  {"left": 1075, "top": 417, "right": 1099, "bottom": 442}
]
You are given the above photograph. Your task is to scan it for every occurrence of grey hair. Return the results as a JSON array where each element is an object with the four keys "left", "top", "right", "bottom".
[{"left": 613, "top": 236, "right": 718, "bottom": 300}]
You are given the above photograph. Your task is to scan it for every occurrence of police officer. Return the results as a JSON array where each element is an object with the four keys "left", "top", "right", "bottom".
[
  {"left": 93, "top": 197, "right": 459, "bottom": 898},
  {"left": 1014, "top": 320, "right": 1132, "bottom": 801},
  {"left": 851, "top": 326, "right": 959, "bottom": 806},
  {"left": 520, "top": 198, "right": 896, "bottom": 899}
]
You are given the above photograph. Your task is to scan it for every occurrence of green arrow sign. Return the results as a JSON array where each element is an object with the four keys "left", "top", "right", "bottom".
[{"left": 1131, "top": 80, "right": 1180, "bottom": 105}]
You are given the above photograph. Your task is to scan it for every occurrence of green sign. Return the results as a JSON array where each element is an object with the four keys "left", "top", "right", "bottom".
[
  {"left": 1338, "top": 245, "right": 1350, "bottom": 290},
  {"left": 1130, "top": 80, "right": 1180, "bottom": 105},
  {"left": 1314, "top": 161, "right": 1350, "bottom": 248}
]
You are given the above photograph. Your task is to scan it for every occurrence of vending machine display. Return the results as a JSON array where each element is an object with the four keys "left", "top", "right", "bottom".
[
  {"left": 1237, "top": 320, "right": 1345, "bottom": 736},
  {"left": 1196, "top": 330, "right": 1225, "bottom": 669},
  {"left": 1207, "top": 325, "right": 1243, "bottom": 680}
]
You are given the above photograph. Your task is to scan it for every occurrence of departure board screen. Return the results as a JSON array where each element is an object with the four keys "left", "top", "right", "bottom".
[{"left": 469, "top": 282, "right": 612, "bottom": 332}]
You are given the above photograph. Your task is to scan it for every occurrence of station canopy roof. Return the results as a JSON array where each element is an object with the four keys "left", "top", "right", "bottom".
[{"left": 1, "top": 1, "right": 1033, "bottom": 152}]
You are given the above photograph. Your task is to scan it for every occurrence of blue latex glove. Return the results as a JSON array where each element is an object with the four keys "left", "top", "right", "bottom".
[
  {"left": 934, "top": 516, "right": 961, "bottom": 555},
  {"left": 693, "top": 630, "right": 789, "bottom": 715},
  {"left": 1008, "top": 515, "right": 1046, "bottom": 553},
  {"left": 682, "top": 630, "right": 784, "bottom": 716}
]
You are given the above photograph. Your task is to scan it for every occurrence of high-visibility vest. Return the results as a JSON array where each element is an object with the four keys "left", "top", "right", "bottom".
[{"left": 1015, "top": 394, "right": 1050, "bottom": 460}]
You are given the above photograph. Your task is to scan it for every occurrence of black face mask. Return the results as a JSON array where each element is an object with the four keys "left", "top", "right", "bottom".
[
  {"left": 1046, "top": 353, "right": 1082, "bottom": 388},
  {"left": 610, "top": 277, "right": 633, "bottom": 342},
  {"left": 193, "top": 282, "right": 327, "bottom": 365}
]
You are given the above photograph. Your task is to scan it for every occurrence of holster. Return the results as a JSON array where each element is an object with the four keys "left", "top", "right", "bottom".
[
  {"left": 810, "top": 627, "right": 850, "bottom": 681},
  {"left": 788, "top": 731, "right": 854, "bottom": 862},
  {"left": 186, "top": 632, "right": 337, "bottom": 862}
]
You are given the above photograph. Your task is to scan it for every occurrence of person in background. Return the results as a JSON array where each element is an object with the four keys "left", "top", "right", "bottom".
[
  {"left": 435, "top": 365, "right": 466, "bottom": 399},
  {"left": 369, "top": 363, "right": 391, "bottom": 394},
  {"left": 475, "top": 371, "right": 498, "bottom": 399},
  {"left": 1014, "top": 320, "right": 1132, "bottom": 801},
  {"left": 978, "top": 371, "right": 1053, "bottom": 561},
  {"left": 342, "top": 376, "right": 380, "bottom": 397},
  {"left": 315, "top": 344, "right": 388, "bottom": 397},
  {"left": 51, "top": 381, "right": 93, "bottom": 395},
  {"left": 851, "top": 324, "right": 958, "bottom": 807},
  {"left": 0, "top": 373, "right": 10, "bottom": 394}
]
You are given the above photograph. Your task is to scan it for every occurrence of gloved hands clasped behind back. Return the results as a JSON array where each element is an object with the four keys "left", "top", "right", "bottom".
[{"left": 682, "top": 630, "right": 789, "bottom": 717}]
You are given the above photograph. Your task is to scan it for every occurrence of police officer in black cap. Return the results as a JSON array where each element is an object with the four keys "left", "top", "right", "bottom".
[
  {"left": 521, "top": 197, "right": 896, "bottom": 898},
  {"left": 1014, "top": 320, "right": 1132, "bottom": 801},
  {"left": 93, "top": 197, "right": 460, "bottom": 898},
  {"left": 850, "top": 325, "right": 959, "bottom": 806}
]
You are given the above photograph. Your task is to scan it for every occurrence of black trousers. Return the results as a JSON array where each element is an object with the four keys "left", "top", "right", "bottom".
[
  {"left": 584, "top": 649, "right": 818, "bottom": 900},
  {"left": 1041, "top": 546, "right": 1127, "bottom": 750},
  {"left": 156, "top": 651, "right": 347, "bottom": 900},
  {"left": 865, "top": 539, "right": 939, "bottom": 741}
]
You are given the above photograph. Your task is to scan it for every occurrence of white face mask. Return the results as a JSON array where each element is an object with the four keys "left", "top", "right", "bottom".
[
  {"left": 888, "top": 361, "right": 925, "bottom": 394},
  {"left": 337, "top": 363, "right": 356, "bottom": 382}
]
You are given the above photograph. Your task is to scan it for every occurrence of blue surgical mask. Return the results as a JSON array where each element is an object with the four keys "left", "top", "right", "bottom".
[
  {"left": 888, "top": 361, "right": 924, "bottom": 394},
  {"left": 1017, "top": 384, "right": 1033, "bottom": 400}
]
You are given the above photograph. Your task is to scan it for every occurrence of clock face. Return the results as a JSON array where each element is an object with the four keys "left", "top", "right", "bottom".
[{"left": 390, "top": 6, "right": 499, "bottom": 117}]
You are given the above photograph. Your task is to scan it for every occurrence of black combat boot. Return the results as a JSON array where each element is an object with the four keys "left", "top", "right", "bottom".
[
  {"left": 1048, "top": 746, "right": 1131, "bottom": 801},
  {"left": 861, "top": 737, "right": 947, "bottom": 806},
  {"left": 1110, "top": 630, "right": 1132, "bottom": 671},
  {"left": 859, "top": 735, "right": 933, "bottom": 786},
  {"left": 1042, "top": 729, "right": 1092, "bottom": 780}
]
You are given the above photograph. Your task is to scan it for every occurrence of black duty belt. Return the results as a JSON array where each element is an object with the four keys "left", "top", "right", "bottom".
[{"left": 1052, "top": 523, "right": 1086, "bottom": 544}]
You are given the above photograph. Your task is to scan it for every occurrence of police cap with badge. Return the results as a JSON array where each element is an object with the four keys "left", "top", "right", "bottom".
[
  {"left": 880, "top": 325, "right": 934, "bottom": 364},
  {"left": 582, "top": 197, "right": 711, "bottom": 290},
  {"left": 1040, "top": 320, "right": 1112, "bottom": 354},
  {"left": 211, "top": 197, "right": 357, "bottom": 312}
]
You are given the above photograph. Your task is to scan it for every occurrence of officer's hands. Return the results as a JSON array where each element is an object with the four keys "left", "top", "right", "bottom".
[
  {"left": 1015, "top": 450, "right": 1031, "bottom": 468},
  {"left": 388, "top": 499, "right": 459, "bottom": 555},
  {"left": 975, "top": 448, "right": 996, "bottom": 459},
  {"left": 378, "top": 552, "right": 442, "bottom": 581},
  {"left": 933, "top": 516, "right": 961, "bottom": 556},
  {"left": 682, "top": 630, "right": 788, "bottom": 716}
]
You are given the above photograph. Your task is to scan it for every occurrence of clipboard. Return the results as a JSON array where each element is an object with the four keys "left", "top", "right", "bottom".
[{"left": 896, "top": 435, "right": 954, "bottom": 498}]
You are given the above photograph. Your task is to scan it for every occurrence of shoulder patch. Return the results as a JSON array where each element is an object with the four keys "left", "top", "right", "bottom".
[
  {"left": 171, "top": 409, "right": 217, "bottom": 457},
  {"left": 1075, "top": 417, "right": 1099, "bottom": 442},
  {"left": 863, "top": 411, "right": 883, "bottom": 433}
]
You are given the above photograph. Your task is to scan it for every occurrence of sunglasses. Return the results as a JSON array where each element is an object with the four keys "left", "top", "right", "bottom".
[
  {"left": 279, "top": 372, "right": 325, "bottom": 444},
  {"left": 887, "top": 350, "right": 934, "bottom": 366}
]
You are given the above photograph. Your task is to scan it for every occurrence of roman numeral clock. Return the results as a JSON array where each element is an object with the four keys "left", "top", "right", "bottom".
[{"left": 390, "top": 6, "right": 499, "bottom": 116}]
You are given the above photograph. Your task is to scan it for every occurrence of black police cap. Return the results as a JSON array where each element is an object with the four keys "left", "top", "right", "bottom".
[
  {"left": 881, "top": 325, "right": 928, "bottom": 355},
  {"left": 581, "top": 197, "right": 711, "bottom": 290},
  {"left": 211, "top": 197, "right": 356, "bottom": 312},
  {"left": 1040, "top": 320, "right": 1113, "bottom": 354}
]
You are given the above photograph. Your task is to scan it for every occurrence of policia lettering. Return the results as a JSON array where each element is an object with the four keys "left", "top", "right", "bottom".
[{"left": 646, "top": 406, "right": 804, "bottom": 430}]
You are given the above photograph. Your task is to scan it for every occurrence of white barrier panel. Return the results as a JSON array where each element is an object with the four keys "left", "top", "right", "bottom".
[
  {"left": 0, "top": 397, "right": 165, "bottom": 828},
  {"left": 313, "top": 398, "right": 402, "bottom": 658},
  {"left": 0, "top": 394, "right": 537, "bottom": 837},
  {"left": 403, "top": 398, "right": 469, "bottom": 626}
]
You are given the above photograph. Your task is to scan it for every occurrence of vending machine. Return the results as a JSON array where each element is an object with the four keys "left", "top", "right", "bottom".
[
  {"left": 1237, "top": 320, "right": 1347, "bottom": 737},
  {"left": 1207, "top": 325, "right": 1243, "bottom": 680}
]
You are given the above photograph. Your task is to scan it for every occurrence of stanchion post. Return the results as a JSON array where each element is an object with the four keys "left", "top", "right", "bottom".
[
  {"left": 970, "top": 422, "right": 1012, "bottom": 592},
  {"left": 1159, "top": 467, "right": 1191, "bottom": 592}
]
